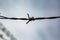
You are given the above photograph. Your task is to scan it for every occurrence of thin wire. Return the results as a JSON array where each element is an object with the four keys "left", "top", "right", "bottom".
[{"left": 0, "top": 16, "right": 60, "bottom": 20}]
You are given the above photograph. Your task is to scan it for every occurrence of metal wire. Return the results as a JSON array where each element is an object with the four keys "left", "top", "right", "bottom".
[
  {"left": 0, "top": 16, "right": 60, "bottom": 20},
  {"left": 0, "top": 23, "right": 16, "bottom": 40},
  {"left": 0, "top": 15, "right": 60, "bottom": 24}
]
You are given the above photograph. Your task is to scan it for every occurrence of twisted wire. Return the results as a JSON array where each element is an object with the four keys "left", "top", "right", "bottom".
[
  {"left": 0, "top": 23, "right": 16, "bottom": 40},
  {"left": 0, "top": 16, "right": 60, "bottom": 20}
]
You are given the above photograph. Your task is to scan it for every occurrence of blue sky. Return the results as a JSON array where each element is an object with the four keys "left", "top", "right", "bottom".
[{"left": 0, "top": 0, "right": 60, "bottom": 40}]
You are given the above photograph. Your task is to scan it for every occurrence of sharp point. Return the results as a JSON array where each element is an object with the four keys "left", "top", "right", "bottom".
[{"left": 27, "top": 13, "right": 29, "bottom": 15}]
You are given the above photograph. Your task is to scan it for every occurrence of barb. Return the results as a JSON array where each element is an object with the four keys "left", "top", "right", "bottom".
[{"left": 0, "top": 13, "right": 60, "bottom": 24}]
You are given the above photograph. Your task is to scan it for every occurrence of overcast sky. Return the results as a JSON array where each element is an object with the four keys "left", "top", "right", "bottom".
[{"left": 0, "top": 0, "right": 60, "bottom": 40}]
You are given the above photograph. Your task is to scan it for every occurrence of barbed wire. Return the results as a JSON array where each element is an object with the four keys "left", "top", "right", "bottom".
[
  {"left": 0, "top": 15, "right": 60, "bottom": 20},
  {"left": 0, "top": 15, "right": 60, "bottom": 40},
  {"left": 0, "top": 23, "right": 17, "bottom": 40},
  {"left": 0, "top": 15, "right": 60, "bottom": 24}
]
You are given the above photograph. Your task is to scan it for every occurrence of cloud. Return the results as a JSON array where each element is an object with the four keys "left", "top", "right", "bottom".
[{"left": 0, "top": 0, "right": 60, "bottom": 40}]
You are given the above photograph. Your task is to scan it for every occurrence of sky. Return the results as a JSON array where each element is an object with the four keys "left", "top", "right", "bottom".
[{"left": 0, "top": 0, "right": 60, "bottom": 40}]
